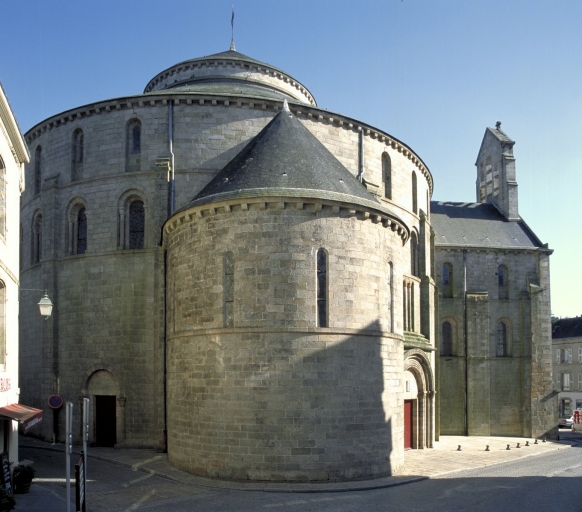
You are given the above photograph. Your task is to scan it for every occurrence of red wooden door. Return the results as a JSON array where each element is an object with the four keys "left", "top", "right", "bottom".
[{"left": 404, "top": 400, "right": 413, "bottom": 450}]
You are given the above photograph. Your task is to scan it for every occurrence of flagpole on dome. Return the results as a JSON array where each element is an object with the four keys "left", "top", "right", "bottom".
[{"left": 230, "top": 5, "right": 236, "bottom": 51}]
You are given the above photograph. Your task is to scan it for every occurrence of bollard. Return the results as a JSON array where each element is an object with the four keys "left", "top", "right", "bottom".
[
  {"left": 534, "top": 439, "right": 538, "bottom": 444},
  {"left": 525, "top": 441, "right": 529, "bottom": 447},
  {"left": 485, "top": 445, "right": 490, "bottom": 451},
  {"left": 516, "top": 443, "right": 521, "bottom": 448},
  {"left": 543, "top": 437, "right": 546, "bottom": 443},
  {"left": 457, "top": 445, "right": 462, "bottom": 451},
  {"left": 506, "top": 444, "right": 511, "bottom": 450}
]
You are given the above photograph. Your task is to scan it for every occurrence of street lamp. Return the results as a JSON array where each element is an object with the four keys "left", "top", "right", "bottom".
[
  {"left": 20, "top": 288, "right": 54, "bottom": 319},
  {"left": 37, "top": 293, "right": 53, "bottom": 319}
]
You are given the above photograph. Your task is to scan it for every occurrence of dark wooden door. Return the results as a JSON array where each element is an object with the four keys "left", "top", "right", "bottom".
[
  {"left": 404, "top": 400, "right": 413, "bottom": 450},
  {"left": 95, "top": 395, "right": 116, "bottom": 447}
]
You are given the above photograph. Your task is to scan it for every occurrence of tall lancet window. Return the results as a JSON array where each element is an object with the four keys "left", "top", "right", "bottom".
[
  {"left": 129, "top": 200, "right": 145, "bottom": 249},
  {"left": 77, "top": 208, "right": 87, "bottom": 254},
  {"left": 382, "top": 152, "right": 392, "bottom": 200},
  {"left": 224, "top": 251, "right": 234, "bottom": 328},
  {"left": 126, "top": 119, "right": 142, "bottom": 172},
  {"left": 317, "top": 249, "right": 328, "bottom": 327},
  {"left": 412, "top": 171, "right": 418, "bottom": 214}
]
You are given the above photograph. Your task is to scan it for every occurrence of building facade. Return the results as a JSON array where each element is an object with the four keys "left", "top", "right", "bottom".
[
  {"left": 20, "top": 48, "right": 436, "bottom": 481},
  {"left": 0, "top": 82, "right": 37, "bottom": 465},
  {"left": 432, "top": 125, "right": 556, "bottom": 439},
  {"left": 552, "top": 317, "right": 582, "bottom": 420}
]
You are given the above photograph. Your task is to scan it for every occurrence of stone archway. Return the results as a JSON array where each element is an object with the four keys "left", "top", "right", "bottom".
[{"left": 403, "top": 349, "right": 435, "bottom": 449}]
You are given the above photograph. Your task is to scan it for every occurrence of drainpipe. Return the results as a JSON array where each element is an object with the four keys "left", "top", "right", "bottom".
[
  {"left": 168, "top": 100, "right": 175, "bottom": 215},
  {"left": 463, "top": 249, "right": 468, "bottom": 436}
]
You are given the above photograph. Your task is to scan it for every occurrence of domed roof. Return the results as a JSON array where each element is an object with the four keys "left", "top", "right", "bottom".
[
  {"left": 191, "top": 106, "right": 380, "bottom": 206},
  {"left": 144, "top": 48, "right": 316, "bottom": 106}
]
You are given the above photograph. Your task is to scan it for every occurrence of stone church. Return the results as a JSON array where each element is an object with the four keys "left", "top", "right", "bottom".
[{"left": 19, "top": 45, "right": 555, "bottom": 482}]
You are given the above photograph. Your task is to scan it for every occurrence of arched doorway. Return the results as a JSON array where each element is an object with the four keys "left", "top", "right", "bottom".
[
  {"left": 87, "top": 370, "right": 119, "bottom": 447},
  {"left": 403, "top": 350, "right": 435, "bottom": 449}
]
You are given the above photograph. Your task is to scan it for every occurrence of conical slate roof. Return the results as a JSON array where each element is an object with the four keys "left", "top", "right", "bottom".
[{"left": 194, "top": 109, "right": 379, "bottom": 204}]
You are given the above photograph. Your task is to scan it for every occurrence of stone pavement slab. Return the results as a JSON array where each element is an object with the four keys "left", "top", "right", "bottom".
[{"left": 20, "top": 434, "right": 577, "bottom": 494}]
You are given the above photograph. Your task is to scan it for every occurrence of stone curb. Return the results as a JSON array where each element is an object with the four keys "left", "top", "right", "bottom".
[{"left": 20, "top": 438, "right": 576, "bottom": 494}]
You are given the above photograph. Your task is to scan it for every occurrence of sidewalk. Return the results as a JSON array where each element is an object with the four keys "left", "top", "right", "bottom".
[{"left": 20, "top": 434, "right": 577, "bottom": 494}]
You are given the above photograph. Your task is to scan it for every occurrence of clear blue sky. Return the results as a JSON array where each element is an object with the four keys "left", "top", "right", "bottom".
[{"left": 2, "top": 0, "right": 580, "bottom": 318}]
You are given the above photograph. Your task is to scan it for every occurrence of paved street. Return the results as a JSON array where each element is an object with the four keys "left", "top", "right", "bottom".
[{"left": 14, "top": 431, "right": 581, "bottom": 511}]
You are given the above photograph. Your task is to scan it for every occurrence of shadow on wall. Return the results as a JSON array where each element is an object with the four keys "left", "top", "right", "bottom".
[{"left": 167, "top": 319, "right": 400, "bottom": 482}]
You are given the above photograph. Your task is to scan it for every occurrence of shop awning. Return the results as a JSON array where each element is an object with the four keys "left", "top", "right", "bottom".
[{"left": 0, "top": 404, "right": 42, "bottom": 433}]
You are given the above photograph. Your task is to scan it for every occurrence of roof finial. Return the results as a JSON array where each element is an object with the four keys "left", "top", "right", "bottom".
[
  {"left": 282, "top": 99, "right": 290, "bottom": 112},
  {"left": 230, "top": 5, "right": 236, "bottom": 51},
  {"left": 495, "top": 121, "right": 502, "bottom": 130}
]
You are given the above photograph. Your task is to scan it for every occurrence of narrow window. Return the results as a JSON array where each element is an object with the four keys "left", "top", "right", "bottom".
[
  {"left": 382, "top": 152, "right": 392, "bottom": 200},
  {"left": 126, "top": 119, "right": 142, "bottom": 172},
  {"left": 442, "top": 321, "right": 453, "bottom": 356},
  {"left": 496, "top": 322, "right": 508, "bottom": 357},
  {"left": 562, "top": 373, "right": 571, "bottom": 391},
  {"left": 568, "top": 348, "right": 573, "bottom": 363},
  {"left": 32, "top": 213, "right": 42, "bottom": 263},
  {"left": 498, "top": 265, "right": 508, "bottom": 299},
  {"left": 578, "top": 347, "right": 582, "bottom": 363},
  {"left": 224, "top": 251, "right": 234, "bottom": 328},
  {"left": 442, "top": 262, "right": 453, "bottom": 298},
  {"left": 410, "top": 233, "right": 419, "bottom": 277},
  {"left": 0, "top": 157, "right": 5, "bottom": 238},
  {"left": 557, "top": 349, "right": 561, "bottom": 364},
  {"left": 71, "top": 129, "right": 84, "bottom": 181},
  {"left": 561, "top": 349, "right": 568, "bottom": 364},
  {"left": 34, "top": 146, "right": 42, "bottom": 195},
  {"left": 129, "top": 200, "right": 145, "bottom": 249},
  {"left": 0, "top": 281, "right": 4, "bottom": 365},
  {"left": 412, "top": 171, "right": 418, "bottom": 214},
  {"left": 316, "top": 249, "right": 327, "bottom": 327},
  {"left": 77, "top": 208, "right": 87, "bottom": 254}
]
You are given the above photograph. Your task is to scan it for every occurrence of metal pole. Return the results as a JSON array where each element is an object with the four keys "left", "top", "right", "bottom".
[
  {"left": 82, "top": 398, "right": 89, "bottom": 480},
  {"left": 65, "top": 402, "right": 73, "bottom": 512}
]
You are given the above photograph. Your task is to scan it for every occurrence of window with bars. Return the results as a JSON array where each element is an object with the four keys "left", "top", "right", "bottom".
[
  {"left": 129, "top": 200, "right": 145, "bottom": 249},
  {"left": 224, "top": 251, "right": 234, "bottom": 328},
  {"left": 77, "top": 208, "right": 87, "bottom": 254},
  {"left": 316, "top": 249, "right": 327, "bottom": 327},
  {"left": 496, "top": 322, "right": 508, "bottom": 357}
]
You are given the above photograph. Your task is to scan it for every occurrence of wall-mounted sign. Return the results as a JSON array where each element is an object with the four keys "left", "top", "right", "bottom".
[
  {"left": 0, "top": 378, "right": 11, "bottom": 392},
  {"left": 48, "top": 394, "right": 63, "bottom": 409}
]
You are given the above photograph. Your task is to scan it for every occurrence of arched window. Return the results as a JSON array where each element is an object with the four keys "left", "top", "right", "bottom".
[
  {"left": 129, "top": 200, "right": 145, "bottom": 249},
  {"left": 71, "top": 129, "right": 84, "bottom": 181},
  {"left": 442, "top": 262, "right": 453, "bottom": 298},
  {"left": 317, "top": 249, "right": 327, "bottom": 327},
  {"left": 496, "top": 322, "right": 508, "bottom": 357},
  {"left": 224, "top": 251, "right": 234, "bottom": 328},
  {"left": 34, "top": 146, "right": 42, "bottom": 195},
  {"left": 32, "top": 213, "right": 42, "bottom": 264},
  {"left": 442, "top": 321, "right": 453, "bottom": 356},
  {"left": 126, "top": 119, "right": 141, "bottom": 172},
  {"left": 382, "top": 152, "right": 392, "bottom": 200},
  {"left": 412, "top": 171, "right": 418, "bottom": 214},
  {"left": 410, "top": 232, "right": 419, "bottom": 277},
  {"left": 0, "top": 281, "right": 5, "bottom": 365},
  {"left": 498, "top": 265, "right": 508, "bottom": 299},
  {"left": 76, "top": 208, "right": 87, "bottom": 254},
  {"left": 0, "top": 157, "right": 5, "bottom": 238}
]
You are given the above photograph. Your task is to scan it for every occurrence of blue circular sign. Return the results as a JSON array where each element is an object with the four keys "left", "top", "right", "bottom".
[{"left": 48, "top": 394, "right": 63, "bottom": 409}]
